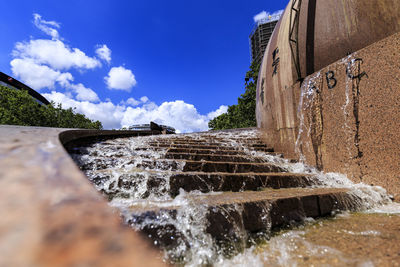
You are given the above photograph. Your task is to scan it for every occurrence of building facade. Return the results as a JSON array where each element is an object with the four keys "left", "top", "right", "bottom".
[{"left": 249, "top": 14, "right": 281, "bottom": 65}]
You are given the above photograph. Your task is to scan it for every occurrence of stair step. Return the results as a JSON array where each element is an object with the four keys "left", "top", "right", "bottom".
[
  {"left": 182, "top": 160, "right": 286, "bottom": 173},
  {"left": 148, "top": 141, "right": 268, "bottom": 147},
  {"left": 147, "top": 140, "right": 266, "bottom": 146},
  {"left": 166, "top": 147, "right": 281, "bottom": 156},
  {"left": 164, "top": 152, "right": 268, "bottom": 163},
  {"left": 167, "top": 148, "right": 248, "bottom": 155},
  {"left": 86, "top": 170, "right": 318, "bottom": 200},
  {"left": 135, "top": 160, "right": 285, "bottom": 173},
  {"left": 154, "top": 138, "right": 263, "bottom": 144},
  {"left": 168, "top": 172, "right": 319, "bottom": 196},
  {"left": 125, "top": 188, "right": 357, "bottom": 248},
  {"left": 148, "top": 143, "right": 274, "bottom": 152}
]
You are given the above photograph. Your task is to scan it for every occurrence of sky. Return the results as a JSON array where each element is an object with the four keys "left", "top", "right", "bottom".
[{"left": 0, "top": 0, "right": 287, "bottom": 132}]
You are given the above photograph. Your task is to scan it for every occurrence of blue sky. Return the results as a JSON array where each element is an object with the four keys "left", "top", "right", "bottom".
[{"left": 0, "top": 0, "right": 287, "bottom": 132}]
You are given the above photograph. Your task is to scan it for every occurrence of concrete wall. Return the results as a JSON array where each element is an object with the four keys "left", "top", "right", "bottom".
[{"left": 258, "top": 32, "right": 400, "bottom": 199}]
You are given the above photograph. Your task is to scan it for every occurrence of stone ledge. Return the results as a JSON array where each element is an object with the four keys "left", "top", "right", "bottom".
[{"left": 0, "top": 125, "right": 166, "bottom": 267}]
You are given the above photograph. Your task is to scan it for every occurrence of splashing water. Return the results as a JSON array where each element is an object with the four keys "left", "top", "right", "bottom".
[
  {"left": 295, "top": 72, "right": 321, "bottom": 163},
  {"left": 71, "top": 129, "right": 395, "bottom": 266}
]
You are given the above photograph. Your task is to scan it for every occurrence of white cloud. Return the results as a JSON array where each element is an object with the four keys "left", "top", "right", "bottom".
[
  {"left": 12, "top": 13, "right": 225, "bottom": 132},
  {"left": 10, "top": 57, "right": 99, "bottom": 103},
  {"left": 95, "top": 44, "right": 111, "bottom": 63},
  {"left": 10, "top": 58, "right": 73, "bottom": 90},
  {"left": 105, "top": 66, "right": 137, "bottom": 91},
  {"left": 33, "top": 13, "right": 60, "bottom": 40},
  {"left": 253, "top": 10, "right": 284, "bottom": 23},
  {"left": 120, "top": 97, "right": 140, "bottom": 106},
  {"left": 10, "top": 13, "right": 103, "bottom": 104},
  {"left": 68, "top": 83, "right": 100, "bottom": 102},
  {"left": 121, "top": 100, "right": 211, "bottom": 133},
  {"left": 44, "top": 91, "right": 227, "bottom": 132},
  {"left": 43, "top": 91, "right": 125, "bottom": 129},
  {"left": 140, "top": 96, "right": 149, "bottom": 103},
  {"left": 207, "top": 105, "right": 228, "bottom": 119},
  {"left": 13, "top": 39, "right": 101, "bottom": 70},
  {"left": 254, "top": 11, "right": 268, "bottom": 23}
]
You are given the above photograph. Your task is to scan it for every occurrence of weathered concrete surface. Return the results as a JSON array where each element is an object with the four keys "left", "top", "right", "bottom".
[
  {"left": 258, "top": 31, "right": 400, "bottom": 199},
  {"left": 0, "top": 126, "right": 166, "bottom": 267}
]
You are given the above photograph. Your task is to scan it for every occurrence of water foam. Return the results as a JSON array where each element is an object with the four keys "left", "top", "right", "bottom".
[{"left": 72, "top": 129, "right": 395, "bottom": 266}]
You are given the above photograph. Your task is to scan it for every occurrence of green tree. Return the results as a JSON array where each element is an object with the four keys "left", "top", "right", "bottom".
[
  {"left": 208, "top": 61, "right": 260, "bottom": 130},
  {"left": 0, "top": 85, "right": 102, "bottom": 129}
]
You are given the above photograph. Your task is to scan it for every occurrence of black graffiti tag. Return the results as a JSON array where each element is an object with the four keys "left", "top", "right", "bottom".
[
  {"left": 325, "top": 71, "right": 337, "bottom": 89},
  {"left": 260, "top": 78, "right": 265, "bottom": 105},
  {"left": 346, "top": 58, "right": 368, "bottom": 81},
  {"left": 272, "top": 47, "right": 280, "bottom": 76}
]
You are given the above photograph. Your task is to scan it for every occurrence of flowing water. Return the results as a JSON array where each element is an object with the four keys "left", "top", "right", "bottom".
[{"left": 71, "top": 129, "right": 399, "bottom": 266}]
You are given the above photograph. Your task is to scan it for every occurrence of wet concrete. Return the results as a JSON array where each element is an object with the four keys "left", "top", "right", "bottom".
[
  {"left": 125, "top": 188, "right": 357, "bottom": 251},
  {"left": 68, "top": 128, "right": 393, "bottom": 265},
  {"left": 254, "top": 211, "right": 400, "bottom": 266}
]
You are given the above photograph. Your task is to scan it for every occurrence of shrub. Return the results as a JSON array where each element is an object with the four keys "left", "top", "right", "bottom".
[{"left": 0, "top": 85, "right": 102, "bottom": 129}]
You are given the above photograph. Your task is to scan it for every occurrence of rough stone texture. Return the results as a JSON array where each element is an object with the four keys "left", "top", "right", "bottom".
[
  {"left": 258, "top": 31, "right": 400, "bottom": 200},
  {"left": 0, "top": 126, "right": 166, "bottom": 267}
]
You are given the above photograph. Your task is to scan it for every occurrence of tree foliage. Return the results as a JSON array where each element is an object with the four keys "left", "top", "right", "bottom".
[
  {"left": 0, "top": 85, "right": 102, "bottom": 129},
  {"left": 208, "top": 61, "right": 260, "bottom": 130}
]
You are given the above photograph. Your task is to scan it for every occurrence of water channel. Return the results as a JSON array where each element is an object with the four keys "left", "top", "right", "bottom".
[{"left": 70, "top": 130, "right": 400, "bottom": 266}]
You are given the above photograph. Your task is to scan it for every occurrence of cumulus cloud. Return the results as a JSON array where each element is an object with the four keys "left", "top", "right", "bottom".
[
  {"left": 13, "top": 39, "right": 101, "bottom": 70},
  {"left": 43, "top": 91, "right": 125, "bottom": 129},
  {"left": 10, "top": 58, "right": 73, "bottom": 90},
  {"left": 95, "top": 44, "right": 111, "bottom": 63},
  {"left": 253, "top": 10, "right": 284, "bottom": 23},
  {"left": 105, "top": 66, "right": 137, "bottom": 91},
  {"left": 68, "top": 83, "right": 100, "bottom": 102},
  {"left": 120, "top": 97, "right": 140, "bottom": 106},
  {"left": 44, "top": 91, "right": 227, "bottom": 132},
  {"left": 33, "top": 13, "right": 60, "bottom": 40},
  {"left": 120, "top": 96, "right": 150, "bottom": 106},
  {"left": 10, "top": 13, "right": 104, "bottom": 105},
  {"left": 121, "top": 101, "right": 211, "bottom": 133},
  {"left": 207, "top": 105, "right": 228, "bottom": 119},
  {"left": 13, "top": 13, "right": 224, "bottom": 133},
  {"left": 140, "top": 96, "right": 149, "bottom": 103}
]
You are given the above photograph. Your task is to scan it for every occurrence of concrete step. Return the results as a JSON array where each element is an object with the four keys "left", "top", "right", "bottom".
[
  {"left": 148, "top": 143, "right": 274, "bottom": 152},
  {"left": 155, "top": 138, "right": 263, "bottom": 144},
  {"left": 167, "top": 148, "right": 249, "bottom": 155},
  {"left": 168, "top": 172, "right": 320, "bottom": 196},
  {"left": 166, "top": 147, "right": 282, "bottom": 157},
  {"left": 148, "top": 141, "right": 268, "bottom": 147},
  {"left": 181, "top": 160, "right": 286, "bottom": 173},
  {"left": 164, "top": 152, "right": 268, "bottom": 163},
  {"left": 148, "top": 140, "right": 266, "bottom": 146},
  {"left": 135, "top": 160, "right": 285, "bottom": 173},
  {"left": 126, "top": 188, "right": 358, "bottom": 249},
  {"left": 89, "top": 170, "right": 319, "bottom": 198}
]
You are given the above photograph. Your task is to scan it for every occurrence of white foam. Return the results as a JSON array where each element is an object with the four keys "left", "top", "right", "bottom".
[{"left": 73, "top": 129, "right": 394, "bottom": 265}]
